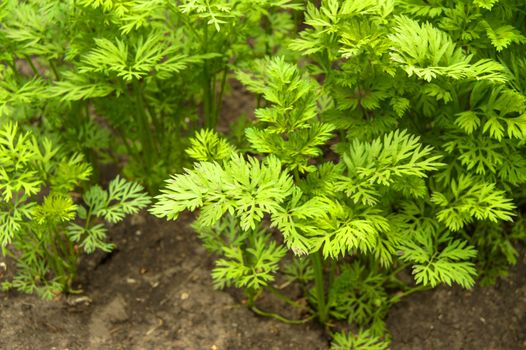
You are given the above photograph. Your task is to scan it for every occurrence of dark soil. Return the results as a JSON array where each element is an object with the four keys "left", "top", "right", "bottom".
[
  {"left": 0, "top": 215, "right": 327, "bottom": 350},
  {"left": 1, "top": 214, "right": 525, "bottom": 350},
  {"left": 388, "top": 253, "right": 526, "bottom": 350}
]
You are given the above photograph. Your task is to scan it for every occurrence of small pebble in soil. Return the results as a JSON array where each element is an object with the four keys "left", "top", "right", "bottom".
[
  {"left": 180, "top": 292, "right": 189, "bottom": 300},
  {"left": 66, "top": 296, "right": 92, "bottom": 306},
  {"left": 149, "top": 281, "right": 160, "bottom": 288},
  {"left": 126, "top": 278, "right": 138, "bottom": 284},
  {"left": 211, "top": 345, "right": 218, "bottom": 350}
]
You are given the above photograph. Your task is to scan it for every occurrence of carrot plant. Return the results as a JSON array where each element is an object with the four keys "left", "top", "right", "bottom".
[
  {"left": 0, "top": 0, "right": 302, "bottom": 190},
  {"left": 0, "top": 122, "right": 150, "bottom": 299},
  {"left": 2, "top": 0, "right": 526, "bottom": 347},
  {"left": 290, "top": 0, "right": 526, "bottom": 286},
  {"left": 152, "top": 0, "right": 526, "bottom": 346}
]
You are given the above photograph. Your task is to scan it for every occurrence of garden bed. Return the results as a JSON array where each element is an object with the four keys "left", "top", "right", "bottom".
[{"left": 1, "top": 215, "right": 525, "bottom": 350}]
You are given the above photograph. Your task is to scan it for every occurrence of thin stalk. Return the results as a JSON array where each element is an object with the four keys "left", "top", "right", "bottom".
[
  {"left": 164, "top": 109, "right": 181, "bottom": 166},
  {"left": 214, "top": 65, "right": 229, "bottom": 124},
  {"left": 7, "top": 59, "right": 21, "bottom": 82},
  {"left": 390, "top": 285, "right": 431, "bottom": 302},
  {"left": 251, "top": 305, "right": 315, "bottom": 324},
  {"left": 245, "top": 288, "right": 258, "bottom": 308},
  {"left": 48, "top": 59, "right": 60, "bottom": 80},
  {"left": 145, "top": 101, "right": 162, "bottom": 143},
  {"left": 211, "top": 73, "right": 217, "bottom": 123},
  {"left": 53, "top": 234, "right": 77, "bottom": 289},
  {"left": 328, "top": 258, "right": 336, "bottom": 287},
  {"left": 311, "top": 251, "right": 329, "bottom": 324},
  {"left": 203, "top": 76, "right": 214, "bottom": 128},
  {"left": 202, "top": 24, "right": 215, "bottom": 129},
  {"left": 81, "top": 101, "right": 101, "bottom": 180},
  {"left": 132, "top": 79, "right": 156, "bottom": 165},
  {"left": 24, "top": 55, "right": 41, "bottom": 78},
  {"left": 84, "top": 206, "right": 93, "bottom": 231},
  {"left": 175, "top": 125, "right": 186, "bottom": 170},
  {"left": 44, "top": 231, "right": 68, "bottom": 289},
  {"left": 293, "top": 169, "right": 301, "bottom": 182},
  {"left": 64, "top": 234, "right": 79, "bottom": 281}
]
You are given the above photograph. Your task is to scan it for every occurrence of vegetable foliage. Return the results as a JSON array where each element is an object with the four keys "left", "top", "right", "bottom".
[
  {"left": 0, "top": 123, "right": 150, "bottom": 298},
  {"left": 153, "top": 1, "right": 526, "bottom": 344}
]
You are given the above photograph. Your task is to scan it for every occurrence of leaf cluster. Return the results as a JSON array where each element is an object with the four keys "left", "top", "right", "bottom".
[{"left": 0, "top": 123, "right": 150, "bottom": 298}]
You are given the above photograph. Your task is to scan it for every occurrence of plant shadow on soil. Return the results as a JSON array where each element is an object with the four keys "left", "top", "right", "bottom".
[{"left": 1, "top": 214, "right": 526, "bottom": 350}]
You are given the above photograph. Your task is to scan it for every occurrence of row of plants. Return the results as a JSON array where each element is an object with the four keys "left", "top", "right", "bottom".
[{"left": 2, "top": 0, "right": 526, "bottom": 348}]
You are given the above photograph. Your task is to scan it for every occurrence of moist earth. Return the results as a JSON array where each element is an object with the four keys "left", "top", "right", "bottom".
[{"left": 1, "top": 214, "right": 525, "bottom": 350}]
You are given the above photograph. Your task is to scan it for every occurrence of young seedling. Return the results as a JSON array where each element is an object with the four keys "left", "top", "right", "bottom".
[{"left": 0, "top": 122, "right": 150, "bottom": 299}]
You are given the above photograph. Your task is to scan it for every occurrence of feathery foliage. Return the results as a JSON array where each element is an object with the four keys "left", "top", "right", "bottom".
[
  {"left": 0, "top": 123, "right": 150, "bottom": 298},
  {"left": 151, "top": 53, "right": 521, "bottom": 345},
  {"left": 3, "top": 0, "right": 526, "bottom": 348},
  {"left": 0, "top": 0, "right": 303, "bottom": 190},
  {"left": 153, "top": 1, "right": 526, "bottom": 341}
]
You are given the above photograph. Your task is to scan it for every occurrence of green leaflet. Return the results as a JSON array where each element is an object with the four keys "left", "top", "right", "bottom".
[
  {"left": 399, "top": 231, "right": 478, "bottom": 288},
  {"left": 152, "top": 153, "right": 294, "bottom": 230}
]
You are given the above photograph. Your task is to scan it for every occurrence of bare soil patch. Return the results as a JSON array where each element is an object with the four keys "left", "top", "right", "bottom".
[{"left": 1, "top": 214, "right": 525, "bottom": 349}]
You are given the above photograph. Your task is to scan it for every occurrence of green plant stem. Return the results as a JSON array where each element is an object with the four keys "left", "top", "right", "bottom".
[
  {"left": 311, "top": 251, "right": 329, "bottom": 324},
  {"left": 202, "top": 24, "right": 211, "bottom": 128},
  {"left": 48, "top": 59, "right": 60, "bottom": 80},
  {"left": 45, "top": 233, "right": 68, "bottom": 289},
  {"left": 250, "top": 305, "right": 315, "bottom": 324},
  {"left": 245, "top": 288, "right": 259, "bottom": 309},
  {"left": 54, "top": 236, "right": 77, "bottom": 289},
  {"left": 211, "top": 65, "right": 228, "bottom": 126},
  {"left": 391, "top": 285, "right": 431, "bottom": 302},
  {"left": 201, "top": 25, "right": 223, "bottom": 129},
  {"left": 7, "top": 58, "right": 21, "bottom": 82},
  {"left": 164, "top": 109, "right": 182, "bottom": 166},
  {"left": 81, "top": 102, "right": 101, "bottom": 180},
  {"left": 132, "top": 79, "right": 156, "bottom": 167},
  {"left": 145, "top": 101, "right": 163, "bottom": 147},
  {"left": 328, "top": 258, "right": 336, "bottom": 287},
  {"left": 293, "top": 169, "right": 301, "bottom": 182},
  {"left": 24, "top": 55, "right": 42, "bottom": 78},
  {"left": 64, "top": 235, "right": 79, "bottom": 281}
]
